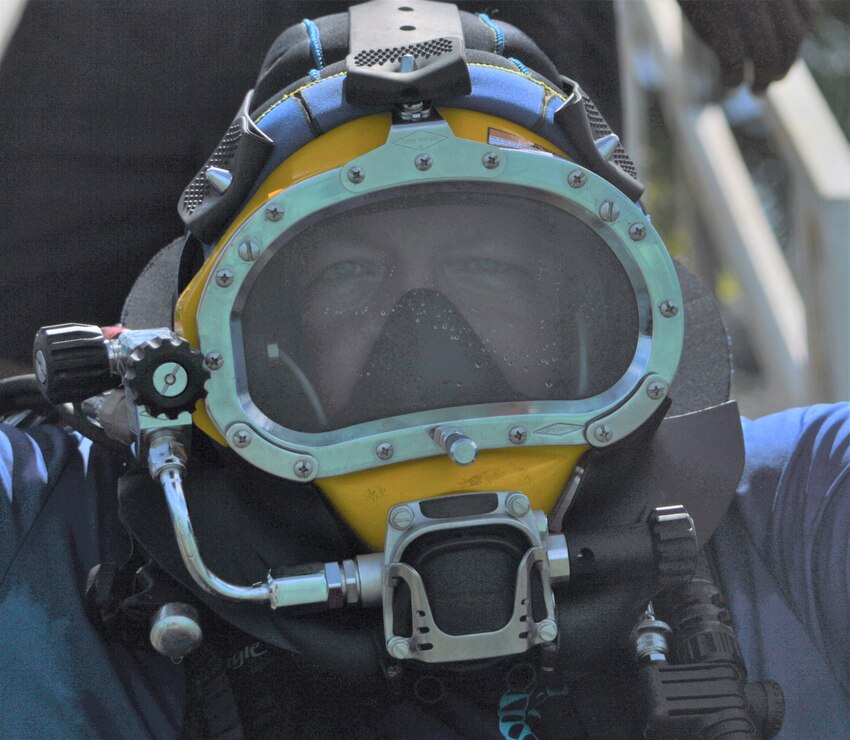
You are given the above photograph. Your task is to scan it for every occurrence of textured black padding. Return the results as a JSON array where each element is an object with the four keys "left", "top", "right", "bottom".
[{"left": 254, "top": 7, "right": 564, "bottom": 107}]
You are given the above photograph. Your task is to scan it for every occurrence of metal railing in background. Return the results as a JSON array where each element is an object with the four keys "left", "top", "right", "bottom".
[
  {"left": 617, "top": 0, "right": 850, "bottom": 412},
  {"left": 0, "top": 1, "right": 25, "bottom": 62}
]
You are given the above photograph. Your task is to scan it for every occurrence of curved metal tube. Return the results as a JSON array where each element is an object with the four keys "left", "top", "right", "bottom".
[{"left": 159, "top": 467, "right": 271, "bottom": 602}]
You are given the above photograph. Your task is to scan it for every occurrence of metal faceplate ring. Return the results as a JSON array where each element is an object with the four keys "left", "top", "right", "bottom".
[{"left": 195, "top": 118, "right": 684, "bottom": 482}]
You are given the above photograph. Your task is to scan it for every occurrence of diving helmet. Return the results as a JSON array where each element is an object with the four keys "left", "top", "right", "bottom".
[{"left": 32, "top": 0, "right": 743, "bottom": 675}]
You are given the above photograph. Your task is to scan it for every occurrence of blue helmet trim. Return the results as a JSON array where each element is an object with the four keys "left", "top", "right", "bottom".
[{"left": 249, "top": 64, "right": 578, "bottom": 203}]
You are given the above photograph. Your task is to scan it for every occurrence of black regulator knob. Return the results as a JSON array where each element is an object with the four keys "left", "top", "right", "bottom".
[
  {"left": 33, "top": 323, "right": 118, "bottom": 404},
  {"left": 124, "top": 336, "right": 210, "bottom": 419}
]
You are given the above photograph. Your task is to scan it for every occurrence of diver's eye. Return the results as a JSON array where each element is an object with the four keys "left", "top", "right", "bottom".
[
  {"left": 448, "top": 256, "right": 532, "bottom": 289},
  {"left": 316, "top": 260, "right": 380, "bottom": 283}
]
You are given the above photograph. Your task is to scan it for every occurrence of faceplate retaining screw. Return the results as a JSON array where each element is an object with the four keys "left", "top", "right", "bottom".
[
  {"left": 414, "top": 153, "right": 432, "bottom": 171},
  {"left": 482, "top": 151, "right": 500, "bottom": 169},
  {"left": 238, "top": 240, "right": 261, "bottom": 261},
  {"left": 567, "top": 170, "right": 587, "bottom": 188},
  {"left": 293, "top": 459, "right": 315, "bottom": 479},
  {"left": 389, "top": 505, "right": 415, "bottom": 530},
  {"left": 347, "top": 166, "right": 365, "bottom": 184},
  {"left": 594, "top": 425, "right": 613, "bottom": 443},
  {"left": 215, "top": 269, "right": 234, "bottom": 288},
  {"left": 646, "top": 380, "right": 669, "bottom": 400},
  {"left": 204, "top": 352, "right": 223, "bottom": 370},
  {"left": 231, "top": 429, "right": 252, "bottom": 448},
  {"left": 599, "top": 200, "right": 620, "bottom": 222},
  {"left": 536, "top": 619, "right": 558, "bottom": 642},
  {"left": 376, "top": 442, "right": 395, "bottom": 460},
  {"left": 265, "top": 205, "right": 283, "bottom": 222},
  {"left": 509, "top": 426, "right": 528, "bottom": 445},
  {"left": 659, "top": 299, "right": 679, "bottom": 318},
  {"left": 387, "top": 636, "right": 411, "bottom": 660},
  {"left": 629, "top": 222, "right": 648, "bottom": 241},
  {"left": 506, "top": 493, "right": 531, "bottom": 518}
]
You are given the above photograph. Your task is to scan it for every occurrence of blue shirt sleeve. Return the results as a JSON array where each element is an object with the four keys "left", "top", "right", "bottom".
[
  {"left": 0, "top": 423, "right": 185, "bottom": 738},
  {"left": 736, "top": 403, "right": 850, "bottom": 692}
]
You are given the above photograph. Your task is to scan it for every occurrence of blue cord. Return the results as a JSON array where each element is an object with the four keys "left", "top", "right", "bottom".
[
  {"left": 477, "top": 13, "right": 505, "bottom": 56},
  {"left": 508, "top": 56, "right": 532, "bottom": 75},
  {"left": 302, "top": 18, "right": 325, "bottom": 70}
]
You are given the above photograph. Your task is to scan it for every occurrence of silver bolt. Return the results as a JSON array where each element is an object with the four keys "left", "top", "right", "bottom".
[
  {"left": 265, "top": 205, "right": 283, "bottom": 222},
  {"left": 414, "top": 153, "right": 432, "bottom": 171},
  {"left": 293, "top": 459, "right": 315, "bottom": 479},
  {"left": 231, "top": 429, "right": 252, "bottom": 448},
  {"left": 389, "top": 505, "right": 415, "bottom": 530},
  {"left": 215, "top": 268, "right": 234, "bottom": 288},
  {"left": 35, "top": 350, "right": 47, "bottom": 383},
  {"left": 659, "top": 299, "right": 679, "bottom": 318},
  {"left": 646, "top": 380, "right": 669, "bottom": 400},
  {"left": 238, "top": 240, "right": 261, "bottom": 261},
  {"left": 599, "top": 200, "right": 620, "bottom": 222},
  {"left": 629, "top": 222, "right": 648, "bottom": 241},
  {"left": 506, "top": 493, "right": 531, "bottom": 518},
  {"left": 387, "top": 636, "right": 410, "bottom": 660},
  {"left": 482, "top": 151, "right": 500, "bottom": 169},
  {"left": 536, "top": 619, "right": 558, "bottom": 642},
  {"left": 508, "top": 426, "right": 528, "bottom": 445},
  {"left": 567, "top": 170, "right": 587, "bottom": 188},
  {"left": 204, "top": 352, "right": 223, "bottom": 370},
  {"left": 347, "top": 166, "right": 365, "bottom": 184},
  {"left": 376, "top": 441, "right": 395, "bottom": 461},
  {"left": 594, "top": 425, "right": 613, "bottom": 443}
]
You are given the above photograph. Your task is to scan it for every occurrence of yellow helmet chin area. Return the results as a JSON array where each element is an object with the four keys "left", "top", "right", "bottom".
[{"left": 318, "top": 444, "right": 587, "bottom": 550}]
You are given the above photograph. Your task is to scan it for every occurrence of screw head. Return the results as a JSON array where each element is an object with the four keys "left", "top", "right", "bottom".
[
  {"left": 265, "top": 204, "right": 283, "bottom": 222},
  {"left": 153, "top": 363, "right": 189, "bottom": 397},
  {"left": 567, "top": 169, "right": 587, "bottom": 188},
  {"left": 376, "top": 441, "right": 395, "bottom": 460},
  {"left": 506, "top": 493, "right": 531, "bottom": 518},
  {"left": 599, "top": 200, "right": 620, "bottom": 222},
  {"left": 593, "top": 424, "right": 613, "bottom": 443},
  {"left": 215, "top": 268, "right": 234, "bottom": 288},
  {"left": 292, "top": 460, "right": 313, "bottom": 478},
  {"left": 414, "top": 153, "right": 432, "bottom": 171},
  {"left": 482, "top": 151, "right": 501, "bottom": 169},
  {"left": 536, "top": 619, "right": 558, "bottom": 642},
  {"left": 293, "top": 459, "right": 315, "bottom": 479},
  {"left": 659, "top": 299, "right": 679, "bottom": 318},
  {"left": 347, "top": 166, "right": 365, "bottom": 184},
  {"left": 629, "top": 222, "right": 648, "bottom": 241},
  {"left": 385, "top": 663, "right": 403, "bottom": 679},
  {"left": 646, "top": 380, "right": 669, "bottom": 400},
  {"left": 231, "top": 429, "right": 252, "bottom": 448},
  {"left": 204, "top": 352, "right": 224, "bottom": 370},
  {"left": 238, "top": 240, "right": 261, "bottom": 261},
  {"left": 35, "top": 350, "right": 47, "bottom": 383},
  {"left": 508, "top": 426, "right": 528, "bottom": 445},
  {"left": 387, "top": 636, "right": 410, "bottom": 660},
  {"left": 389, "top": 505, "right": 415, "bottom": 530}
]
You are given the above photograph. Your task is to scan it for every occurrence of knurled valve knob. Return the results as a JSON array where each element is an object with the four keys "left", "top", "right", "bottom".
[
  {"left": 123, "top": 335, "right": 209, "bottom": 418},
  {"left": 33, "top": 323, "right": 118, "bottom": 404}
]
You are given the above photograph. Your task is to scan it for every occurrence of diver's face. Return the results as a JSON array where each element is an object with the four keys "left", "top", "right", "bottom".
[
  {"left": 239, "top": 189, "right": 639, "bottom": 431},
  {"left": 299, "top": 202, "right": 563, "bottom": 417}
]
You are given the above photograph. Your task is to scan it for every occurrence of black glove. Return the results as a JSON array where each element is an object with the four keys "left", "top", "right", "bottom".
[{"left": 678, "top": 0, "right": 814, "bottom": 92}]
